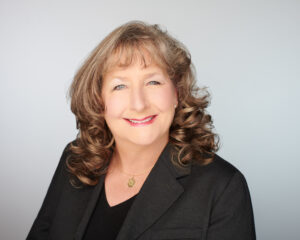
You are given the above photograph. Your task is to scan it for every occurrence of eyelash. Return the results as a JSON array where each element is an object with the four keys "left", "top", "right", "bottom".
[
  {"left": 148, "top": 80, "right": 161, "bottom": 85},
  {"left": 113, "top": 85, "right": 126, "bottom": 91},
  {"left": 113, "top": 81, "right": 161, "bottom": 91}
]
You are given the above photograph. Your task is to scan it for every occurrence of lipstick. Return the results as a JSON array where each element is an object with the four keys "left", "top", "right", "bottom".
[{"left": 125, "top": 115, "right": 157, "bottom": 126}]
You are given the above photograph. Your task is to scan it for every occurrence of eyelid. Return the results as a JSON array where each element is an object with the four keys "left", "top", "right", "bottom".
[
  {"left": 148, "top": 80, "right": 161, "bottom": 85},
  {"left": 113, "top": 84, "right": 126, "bottom": 90}
]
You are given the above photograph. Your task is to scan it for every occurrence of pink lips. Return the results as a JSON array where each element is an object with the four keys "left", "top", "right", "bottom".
[{"left": 124, "top": 115, "right": 157, "bottom": 126}]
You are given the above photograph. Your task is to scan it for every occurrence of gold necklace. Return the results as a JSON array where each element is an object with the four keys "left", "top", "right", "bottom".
[{"left": 120, "top": 166, "right": 154, "bottom": 188}]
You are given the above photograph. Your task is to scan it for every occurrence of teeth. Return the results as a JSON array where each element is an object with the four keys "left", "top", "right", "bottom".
[{"left": 129, "top": 116, "right": 154, "bottom": 123}]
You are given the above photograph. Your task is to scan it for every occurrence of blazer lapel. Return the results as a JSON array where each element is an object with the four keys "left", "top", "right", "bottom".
[
  {"left": 116, "top": 142, "right": 191, "bottom": 240},
  {"left": 74, "top": 174, "right": 105, "bottom": 240}
]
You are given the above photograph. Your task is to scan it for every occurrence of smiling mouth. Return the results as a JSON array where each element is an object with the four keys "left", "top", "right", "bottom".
[{"left": 124, "top": 115, "right": 157, "bottom": 125}]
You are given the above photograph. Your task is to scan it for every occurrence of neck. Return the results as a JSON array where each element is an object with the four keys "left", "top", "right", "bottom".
[{"left": 110, "top": 137, "right": 169, "bottom": 174}]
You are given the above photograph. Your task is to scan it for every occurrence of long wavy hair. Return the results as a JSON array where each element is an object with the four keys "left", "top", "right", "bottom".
[{"left": 67, "top": 20, "right": 219, "bottom": 187}]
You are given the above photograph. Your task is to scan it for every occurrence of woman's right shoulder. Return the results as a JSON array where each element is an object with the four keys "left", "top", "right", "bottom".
[
  {"left": 60, "top": 139, "right": 78, "bottom": 162},
  {"left": 53, "top": 139, "right": 78, "bottom": 181},
  {"left": 63, "top": 139, "right": 78, "bottom": 153}
]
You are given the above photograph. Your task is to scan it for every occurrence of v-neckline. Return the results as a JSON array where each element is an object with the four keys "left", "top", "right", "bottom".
[{"left": 103, "top": 187, "right": 138, "bottom": 208}]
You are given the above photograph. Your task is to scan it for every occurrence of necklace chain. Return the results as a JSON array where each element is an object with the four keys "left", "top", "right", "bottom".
[
  {"left": 111, "top": 154, "right": 155, "bottom": 188},
  {"left": 119, "top": 165, "right": 154, "bottom": 176},
  {"left": 121, "top": 165, "right": 154, "bottom": 188}
]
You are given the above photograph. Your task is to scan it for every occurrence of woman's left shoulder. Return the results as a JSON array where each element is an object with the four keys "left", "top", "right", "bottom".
[
  {"left": 190, "top": 154, "right": 250, "bottom": 192},
  {"left": 183, "top": 155, "right": 256, "bottom": 239}
]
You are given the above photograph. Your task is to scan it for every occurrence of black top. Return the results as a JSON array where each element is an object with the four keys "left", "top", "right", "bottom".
[{"left": 83, "top": 187, "right": 137, "bottom": 240}]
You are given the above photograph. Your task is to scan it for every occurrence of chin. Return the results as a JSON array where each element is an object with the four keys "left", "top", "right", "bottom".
[
  {"left": 127, "top": 132, "right": 168, "bottom": 147},
  {"left": 129, "top": 138, "right": 158, "bottom": 147}
]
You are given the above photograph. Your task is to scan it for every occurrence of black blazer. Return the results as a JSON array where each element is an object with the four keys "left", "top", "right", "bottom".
[{"left": 26, "top": 141, "right": 256, "bottom": 240}]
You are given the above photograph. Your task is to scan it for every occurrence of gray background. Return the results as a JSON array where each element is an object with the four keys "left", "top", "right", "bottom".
[{"left": 1, "top": 0, "right": 299, "bottom": 239}]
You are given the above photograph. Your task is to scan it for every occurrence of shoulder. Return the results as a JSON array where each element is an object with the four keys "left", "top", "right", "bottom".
[
  {"left": 184, "top": 156, "right": 256, "bottom": 239},
  {"left": 188, "top": 154, "right": 250, "bottom": 201},
  {"left": 60, "top": 139, "right": 78, "bottom": 162},
  {"left": 191, "top": 153, "right": 241, "bottom": 179},
  {"left": 53, "top": 139, "right": 78, "bottom": 182}
]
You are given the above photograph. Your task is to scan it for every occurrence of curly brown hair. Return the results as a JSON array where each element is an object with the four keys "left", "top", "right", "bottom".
[{"left": 67, "top": 20, "right": 219, "bottom": 187}]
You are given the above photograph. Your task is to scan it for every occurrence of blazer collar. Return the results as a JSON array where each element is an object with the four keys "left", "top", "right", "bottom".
[{"left": 74, "top": 142, "right": 191, "bottom": 240}]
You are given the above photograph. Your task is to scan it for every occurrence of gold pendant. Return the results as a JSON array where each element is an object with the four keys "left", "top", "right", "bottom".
[{"left": 128, "top": 177, "right": 135, "bottom": 188}]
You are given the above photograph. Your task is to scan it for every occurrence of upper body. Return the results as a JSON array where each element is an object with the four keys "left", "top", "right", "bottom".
[
  {"left": 26, "top": 141, "right": 256, "bottom": 240},
  {"left": 27, "top": 20, "right": 256, "bottom": 240}
]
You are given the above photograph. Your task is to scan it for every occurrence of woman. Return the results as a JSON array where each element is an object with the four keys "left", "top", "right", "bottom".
[{"left": 27, "top": 20, "right": 256, "bottom": 240}]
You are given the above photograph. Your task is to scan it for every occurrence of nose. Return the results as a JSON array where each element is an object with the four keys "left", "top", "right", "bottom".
[{"left": 129, "top": 86, "right": 149, "bottom": 112}]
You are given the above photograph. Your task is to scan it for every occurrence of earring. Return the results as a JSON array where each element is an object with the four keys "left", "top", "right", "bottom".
[{"left": 174, "top": 104, "right": 177, "bottom": 108}]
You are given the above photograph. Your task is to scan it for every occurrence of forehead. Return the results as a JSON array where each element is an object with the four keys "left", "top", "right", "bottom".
[{"left": 103, "top": 43, "right": 167, "bottom": 77}]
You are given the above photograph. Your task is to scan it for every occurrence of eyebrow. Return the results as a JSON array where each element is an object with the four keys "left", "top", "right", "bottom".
[{"left": 111, "top": 72, "right": 162, "bottom": 81}]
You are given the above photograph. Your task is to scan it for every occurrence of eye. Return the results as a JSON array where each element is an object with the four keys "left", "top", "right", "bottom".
[
  {"left": 113, "top": 84, "right": 126, "bottom": 91},
  {"left": 148, "top": 80, "right": 161, "bottom": 85}
]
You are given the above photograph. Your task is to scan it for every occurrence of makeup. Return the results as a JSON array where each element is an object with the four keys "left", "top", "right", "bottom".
[{"left": 125, "top": 115, "right": 157, "bottom": 126}]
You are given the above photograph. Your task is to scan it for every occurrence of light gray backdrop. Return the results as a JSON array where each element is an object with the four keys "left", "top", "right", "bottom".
[{"left": 0, "top": 0, "right": 299, "bottom": 239}]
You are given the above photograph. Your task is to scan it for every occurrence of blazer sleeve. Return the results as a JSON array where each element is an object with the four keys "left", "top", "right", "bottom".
[
  {"left": 207, "top": 171, "right": 256, "bottom": 240},
  {"left": 26, "top": 143, "right": 71, "bottom": 240}
]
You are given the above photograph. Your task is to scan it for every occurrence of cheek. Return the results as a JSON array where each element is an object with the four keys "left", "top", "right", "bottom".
[
  {"left": 151, "top": 86, "right": 176, "bottom": 111},
  {"left": 104, "top": 95, "right": 127, "bottom": 118}
]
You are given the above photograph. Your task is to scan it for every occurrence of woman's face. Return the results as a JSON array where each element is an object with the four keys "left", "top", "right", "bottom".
[{"left": 101, "top": 60, "right": 178, "bottom": 148}]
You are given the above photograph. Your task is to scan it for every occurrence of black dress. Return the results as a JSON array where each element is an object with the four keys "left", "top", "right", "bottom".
[{"left": 83, "top": 187, "right": 137, "bottom": 240}]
